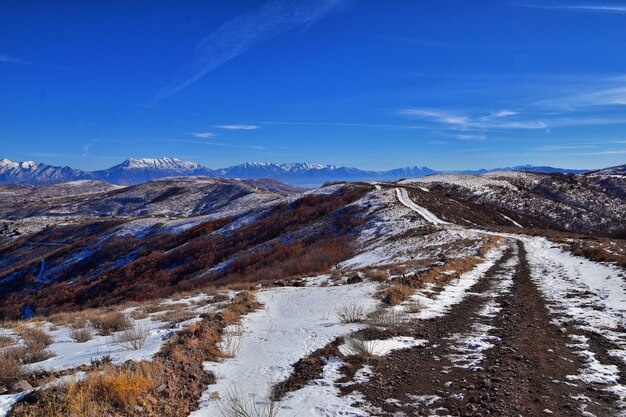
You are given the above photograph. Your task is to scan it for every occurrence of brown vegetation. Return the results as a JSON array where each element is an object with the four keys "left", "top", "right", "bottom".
[
  {"left": 11, "top": 291, "right": 262, "bottom": 417},
  {"left": 92, "top": 312, "right": 131, "bottom": 335}
]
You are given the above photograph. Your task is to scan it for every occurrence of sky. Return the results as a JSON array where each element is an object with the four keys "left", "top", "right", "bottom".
[{"left": 1, "top": 0, "right": 625, "bottom": 171}]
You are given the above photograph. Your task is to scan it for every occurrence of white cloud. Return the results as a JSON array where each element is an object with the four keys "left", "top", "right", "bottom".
[
  {"left": 214, "top": 124, "right": 260, "bottom": 130},
  {"left": 152, "top": 0, "right": 343, "bottom": 104},
  {"left": 190, "top": 132, "right": 216, "bottom": 139},
  {"left": 568, "top": 149, "right": 626, "bottom": 155},
  {"left": 0, "top": 54, "right": 27, "bottom": 64},
  {"left": 400, "top": 108, "right": 546, "bottom": 129},
  {"left": 517, "top": 3, "right": 626, "bottom": 13}
]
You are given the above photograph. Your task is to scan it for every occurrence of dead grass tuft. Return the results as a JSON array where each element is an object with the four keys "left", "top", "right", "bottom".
[
  {"left": 92, "top": 312, "right": 131, "bottom": 336},
  {"left": 69, "top": 327, "right": 93, "bottom": 343},
  {"left": 337, "top": 304, "right": 369, "bottom": 323},
  {"left": 378, "top": 283, "right": 414, "bottom": 306}
]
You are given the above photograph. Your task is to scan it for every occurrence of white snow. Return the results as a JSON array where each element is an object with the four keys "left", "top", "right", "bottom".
[
  {"left": 190, "top": 283, "right": 379, "bottom": 417},
  {"left": 25, "top": 317, "right": 172, "bottom": 373},
  {"left": 396, "top": 188, "right": 448, "bottom": 225}
]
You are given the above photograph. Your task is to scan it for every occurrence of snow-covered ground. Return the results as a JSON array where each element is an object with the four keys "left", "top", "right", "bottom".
[
  {"left": 191, "top": 283, "right": 379, "bottom": 417},
  {"left": 395, "top": 187, "right": 448, "bottom": 225}
]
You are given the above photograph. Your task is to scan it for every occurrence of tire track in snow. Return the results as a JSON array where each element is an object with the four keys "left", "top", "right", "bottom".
[{"left": 395, "top": 187, "right": 449, "bottom": 226}]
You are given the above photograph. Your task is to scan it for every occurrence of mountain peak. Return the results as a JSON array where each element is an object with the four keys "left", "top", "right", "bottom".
[{"left": 120, "top": 157, "right": 202, "bottom": 171}]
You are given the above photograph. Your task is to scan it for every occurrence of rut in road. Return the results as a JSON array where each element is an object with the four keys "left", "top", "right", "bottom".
[{"left": 347, "top": 240, "right": 620, "bottom": 416}]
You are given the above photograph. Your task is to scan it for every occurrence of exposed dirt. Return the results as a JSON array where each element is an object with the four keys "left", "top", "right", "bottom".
[{"left": 345, "top": 240, "right": 620, "bottom": 416}]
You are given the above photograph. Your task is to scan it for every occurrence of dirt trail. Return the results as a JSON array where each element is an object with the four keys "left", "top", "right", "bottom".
[{"left": 348, "top": 240, "right": 620, "bottom": 416}]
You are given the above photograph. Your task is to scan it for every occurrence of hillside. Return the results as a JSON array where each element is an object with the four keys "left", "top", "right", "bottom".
[{"left": 1, "top": 168, "right": 625, "bottom": 417}]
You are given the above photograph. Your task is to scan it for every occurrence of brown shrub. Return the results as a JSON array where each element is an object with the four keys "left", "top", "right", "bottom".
[
  {"left": 92, "top": 312, "right": 131, "bottom": 335},
  {"left": 19, "top": 327, "right": 53, "bottom": 349},
  {"left": 4, "top": 344, "right": 55, "bottom": 364},
  {"left": 69, "top": 327, "right": 93, "bottom": 343},
  {"left": 0, "top": 334, "right": 15, "bottom": 348},
  {"left": 110, "top": 325, "right": 149, "bottom": 350},
  {"left": 378, "top": 284, "right": 414, "bottom": 306},
  {"left": 0, "top": 353, "right": 23, "bottom": 390},
  {"left": 363, "top": 269, "right": 388, "bottom": 282}
]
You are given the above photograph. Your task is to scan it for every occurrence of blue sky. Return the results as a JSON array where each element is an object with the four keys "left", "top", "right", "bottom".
[{"left": 1, "top": 0, "right": 625, "bottom": 170}]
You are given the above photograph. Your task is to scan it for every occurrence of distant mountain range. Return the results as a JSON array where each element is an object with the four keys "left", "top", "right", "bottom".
[{"left": 0, "top": 157, "right": 594, "bottom": 187}]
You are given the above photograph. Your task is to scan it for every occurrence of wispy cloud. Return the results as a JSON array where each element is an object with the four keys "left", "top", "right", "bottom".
[
  {"left": 516, "top": 2, "right": 626, "bottom": 12},
  {"left": 152, "top": 0, "right": 342, "bottom": 104},
  {"left": 255, "top": 121, "right": 433, "bottom": 130},
  {"left": 399, "top": 108, "right": 547, "bottom": 130},
  {"left": 82, "top": 139, "right": 99, "bottom": 157},
  {"left": 214, "top": 124, "right": 260, "bottom": 130},
  {"left": 536, "top": 83, "right": 626, "bottom": 110},
  {"left": 190, "top": 132, "right": 216, "bottom": 139},
  {"left": 0, "top": 54, "right": 27, "bottom": 64},
  {"left": 164, "top": 139, "right": 266, "bottom": 150},
  {"left": 536, "top": 144, "right": 597, "bottom": 151},
  {"left": 568, "top": 149, "right": 626, "bottom": 155}
]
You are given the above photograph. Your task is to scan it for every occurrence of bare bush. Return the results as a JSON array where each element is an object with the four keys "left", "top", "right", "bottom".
[
  {"left": 92, "top": 312, "right": 131, "bottom": 335},
  {"left": 111, "top": 324, "right": 149, "bottom": 350},
  {"left": 343, "top": 336, "right": 378, "bottom": 358},
  {"left": 4, "top": 344, "right": 55, "bottom": 364},
  {"left": 220, "top": 325, "right": 245, "bottom": 358},
  {"left": 405, "top": 300, "right": 424, "bottom": 314},
  {"left": 217, "top": 385, "right": 283, "bottom": 417},
  {"left": 70, "top": 327, "right": 93, "bottom": 343},
  {"left": 366, "top": 308, "right": 410, "bottom": 331},
  {"left": 0, "top": 334, "right": 15, "bottom": 348},
  {"left": 19, "top": 327, "right": 53, "bottom": 348},
  {"left": 337, "top": 303, "right": 369, "bottom": 323}
]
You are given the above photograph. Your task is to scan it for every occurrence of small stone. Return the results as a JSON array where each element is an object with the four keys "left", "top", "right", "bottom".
[{"left": 11, "top": 380, "right": 33, "bottom": 392}]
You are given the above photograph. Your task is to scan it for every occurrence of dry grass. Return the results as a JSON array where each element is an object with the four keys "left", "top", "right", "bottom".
[
  {"left": 69, "top": 327, "right": 93, "bottom": 343},
  {"left": 221, "top": 291, "right": 261, "bottom": 325},
  {"left": 111, "top": 325, "right": 149, "bottom": 350},
  {"left": 11, "top": 290, "right": 263, "bottom": 417},
  {"left": 0, "top": 353, "right": 24, "bottom": 390},
  {"left": 129, "top": 310, "right": 149, "bottom": 320},
  {"left": 23, "top": 362, "right": 163, "bottom": 417},
  {"left": 405, "top": 300, "right": 425, "bottom": 314},
  {"left": 343, "top": 336, "right": 378, "bottom": 359},
  {"left": 0, "top": 334, "right": 16, "bottom": 348},
  {"left": 19, "top": 327, "right": 53, "bottom": 348},
  {"left": 366, "top": 308, "right": 410, "bottom": 332},
  {"left": 337, "top": 303, "right": 369, "bottom": 323},
  {"left": 153, "top": 309, "right": 195, "bottom": 323},
  {"left": 92, "top": 312, "right": 131, "bottom": 336},
  {"left": 362, "top": 269, "right": 389, "bottom": 282},
  {"left": 217, "top": 385, "right": 283, "bottom": 417},
  {"left": 378, "top": 283, "right": 414, "bottom": 306},
  {"left": 219, "top": 325, "right": 245, "bottom": 358}
]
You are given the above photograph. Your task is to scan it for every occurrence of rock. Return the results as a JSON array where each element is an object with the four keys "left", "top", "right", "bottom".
[
  {"left": 12, "top": 380, "right": 33, "bottom": 392},
  {"left": 157, "top": 383, "right": 167, "bottom": 393}
]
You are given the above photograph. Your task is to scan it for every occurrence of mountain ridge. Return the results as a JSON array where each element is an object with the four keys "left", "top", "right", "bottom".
[{"left": 0, "top": 157, "right": 596, "bottom": 186}]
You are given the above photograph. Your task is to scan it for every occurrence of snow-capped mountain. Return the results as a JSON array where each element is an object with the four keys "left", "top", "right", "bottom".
[
  {"left": 0, "top": 158, "right": 90, "bottom": 185},
  {"left": 0, "top": 157, "right": 598, "bottom": 186},
  {"left": 91, "top": 157, "right": 213, "bottom": 184}
]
